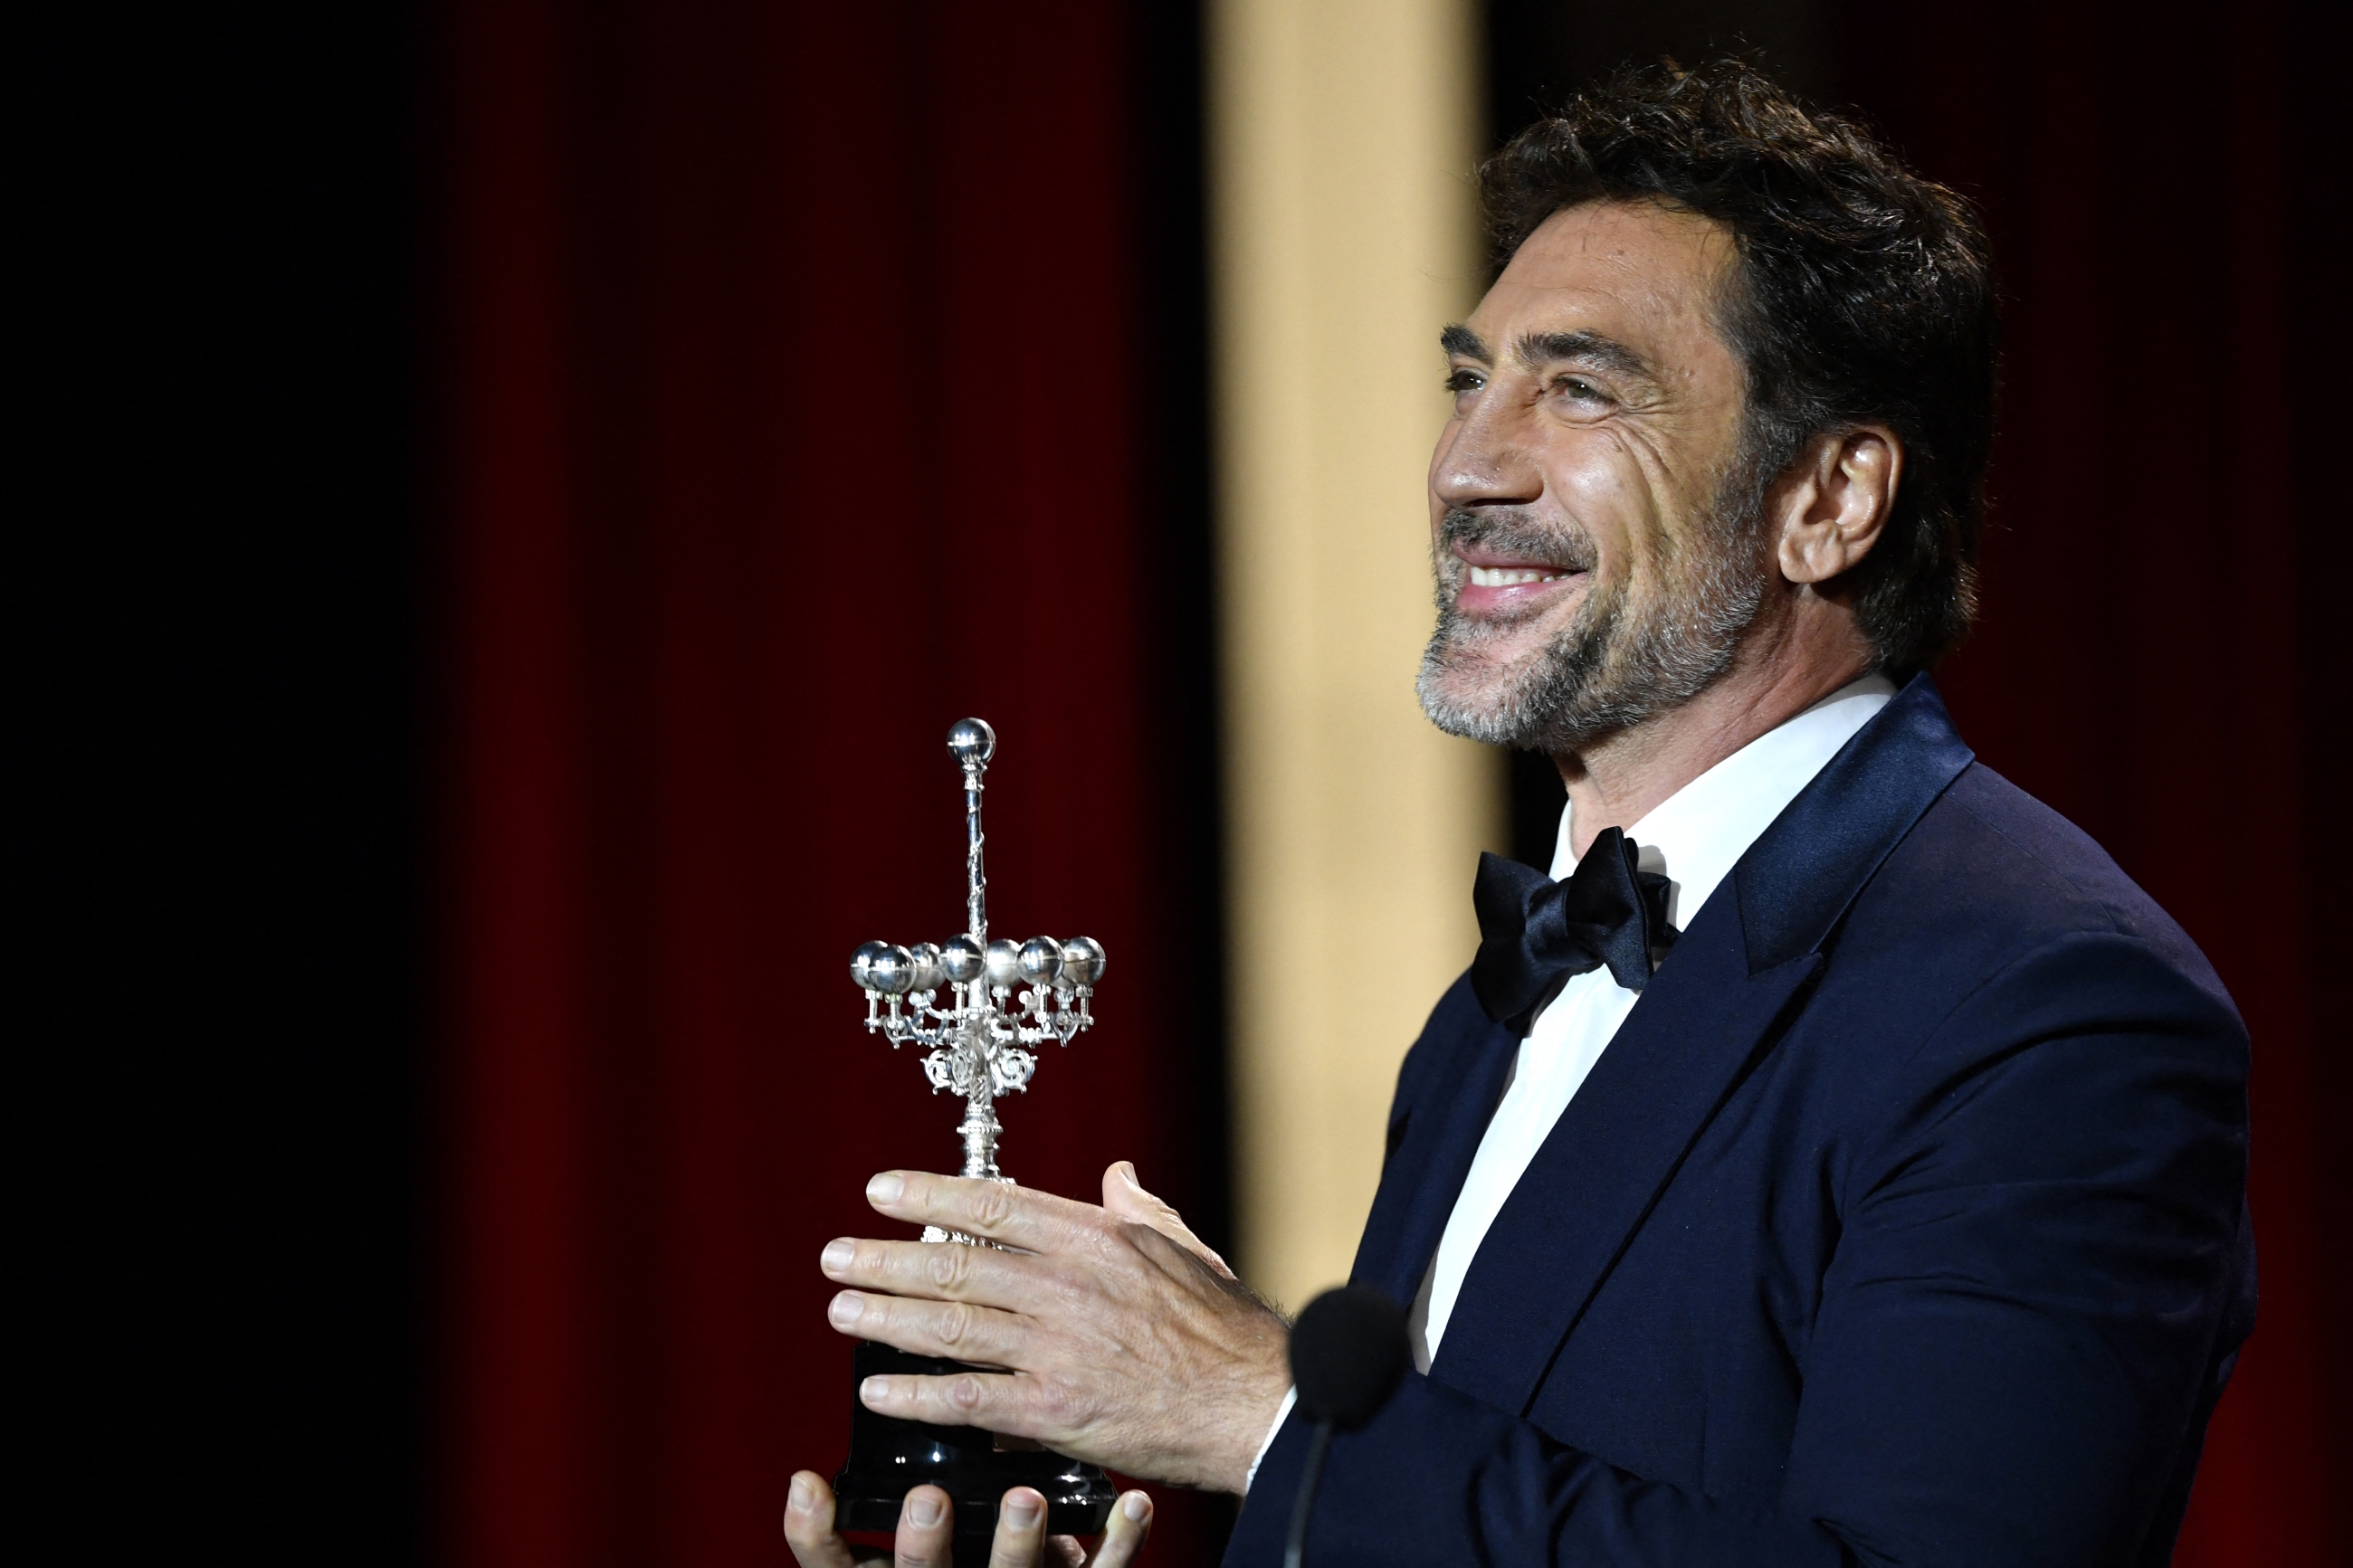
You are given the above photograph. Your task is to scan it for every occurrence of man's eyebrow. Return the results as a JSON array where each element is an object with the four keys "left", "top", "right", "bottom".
[
  {"left": 1439, "top": 323, "right": 1490, "bottom": 361},
  {"left": 1513, "top": 329, "right": 1652, "bottom": 380}
]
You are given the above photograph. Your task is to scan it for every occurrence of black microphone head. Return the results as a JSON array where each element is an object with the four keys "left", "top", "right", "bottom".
[{"left": 1288, "top": 1285, "right": 1409, "bottom": 1430}]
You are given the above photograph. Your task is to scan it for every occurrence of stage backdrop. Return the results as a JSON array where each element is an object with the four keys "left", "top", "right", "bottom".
[
  {"left": 439, "top": 1, "right": 2351, "bottom": 1564},
  {"left": 437, "top": 1, "right": 1226, "bottom": 1563}
]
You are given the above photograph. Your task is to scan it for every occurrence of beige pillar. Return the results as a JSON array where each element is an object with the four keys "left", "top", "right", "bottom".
[{"left": 1206, "top": 0, "right": 1500, "bottom": 1311}]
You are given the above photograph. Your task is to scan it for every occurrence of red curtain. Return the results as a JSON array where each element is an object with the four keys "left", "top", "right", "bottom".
[
  {"left": 438, "top": 2, "right": 1221, "bottom": 1563},
  {"left": 1853, "top": 3, "right": 2352, "bottom": 1562}
]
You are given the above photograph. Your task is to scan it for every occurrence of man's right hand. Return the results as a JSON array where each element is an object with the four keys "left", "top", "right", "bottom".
[{"left": 783, "top": 1471, "right": 1152, "bottom": 1568}]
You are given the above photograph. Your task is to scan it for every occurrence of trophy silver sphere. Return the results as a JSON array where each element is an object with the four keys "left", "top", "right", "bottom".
[
  {"left": 947, "top": 717, "right": 996, "bottom": 768},
  {"left": 1059, "top": 936, "right": 1105, "bottom": 987},
  {"left": 850, "top": 940, "right": 889, "bottom": 991},
  {"left": 940, "top": 935, "right": 986, "bottom": 984},
  {"left": 1017, "top": 936, "right": 1062, "bottom": 985},
  {"left": 867, "top": 944, "right": 919, "bottom": 996},
  {"left": 984, "top": 937, "right": 1024, "bottom": 990},
  {"left": 908, "top": 942, "right": 947, "bottom": 993}
]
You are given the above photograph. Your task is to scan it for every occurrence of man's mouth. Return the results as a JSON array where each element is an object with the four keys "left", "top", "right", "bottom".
[
  {"left": 1467, "top": 565, "right": 1577, "bottom": 588},
  {"left": 1453, "top": 548, "right": 1588, "bottom": 616}
]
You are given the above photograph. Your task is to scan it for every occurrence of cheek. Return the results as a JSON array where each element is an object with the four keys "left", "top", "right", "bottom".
[{"left": 1550, "top": 434, "right": 1662, "bottom": 581}]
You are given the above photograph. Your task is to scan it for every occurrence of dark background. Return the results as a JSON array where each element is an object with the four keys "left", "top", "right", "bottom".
[
  {"left": 15, "top": 3, "right": 426, "bottom": 1562},
  {"left": 14, "top": 2, "right": 2346, "bottom": 1564}
]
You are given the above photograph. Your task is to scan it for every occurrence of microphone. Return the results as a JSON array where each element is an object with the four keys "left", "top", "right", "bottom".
[{"left": 1282, "top": 1285, "right": 1409, "bottom": 1568}]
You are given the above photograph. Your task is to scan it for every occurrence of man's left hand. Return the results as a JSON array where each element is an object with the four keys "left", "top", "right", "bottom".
[
  {"left": 784, "top": 1474, "right": 1151, "bottom": 1568},
  {"left": 819, "top": 1162, "right": 1291, "bottom": 1494}
]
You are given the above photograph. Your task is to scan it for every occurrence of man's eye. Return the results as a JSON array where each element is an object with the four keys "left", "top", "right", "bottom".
[
  {"left": 1554, "top": 375, "right": 1610, "bottom": 403},
  {"left": 1443, "top": 368, "right": 1486, "bottom": 394}
]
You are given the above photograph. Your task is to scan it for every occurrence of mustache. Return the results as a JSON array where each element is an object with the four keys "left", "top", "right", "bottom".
[{"left": 1435, "top": 507, "right": 1599, "bottom": 574}]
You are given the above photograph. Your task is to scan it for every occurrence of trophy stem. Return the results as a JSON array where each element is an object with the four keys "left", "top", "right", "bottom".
[
  {"left": 962, "top": 757, "right": 988, "bottom": 945},
  {"left": 957, "top": 733, "right": 1004, "bottom": 1185},
  {"left": 959, "top": 1089, "right": 1002, "bottom": 1181}
]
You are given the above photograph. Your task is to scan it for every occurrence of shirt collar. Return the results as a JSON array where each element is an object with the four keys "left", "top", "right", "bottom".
[{"left": 1549, "top": 674, "right": 1898, "bottom": 928}]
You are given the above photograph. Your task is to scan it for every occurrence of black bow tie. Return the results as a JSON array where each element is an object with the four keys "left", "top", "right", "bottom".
[{"left": 1470, "top": 827, "right": 1681, "bottom": 1036}]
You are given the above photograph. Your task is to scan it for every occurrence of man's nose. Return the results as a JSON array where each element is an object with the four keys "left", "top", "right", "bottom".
[{"left": 1432, "top": 399, "right": 1542, "bottom": 510}]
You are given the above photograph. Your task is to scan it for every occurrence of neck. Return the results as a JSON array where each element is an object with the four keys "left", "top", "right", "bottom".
[{"left": 1554, "top": 624, "right": 1875, "bottom": 859}]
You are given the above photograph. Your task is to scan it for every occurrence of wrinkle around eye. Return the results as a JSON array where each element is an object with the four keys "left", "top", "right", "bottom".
[{"left": 1549, "top": 395, "right": 1615, "bottom": 425}]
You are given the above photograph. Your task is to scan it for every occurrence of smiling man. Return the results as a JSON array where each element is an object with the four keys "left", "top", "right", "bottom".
[{"left": 786, "top": 60, "right": 2253, "bottom": 1568}]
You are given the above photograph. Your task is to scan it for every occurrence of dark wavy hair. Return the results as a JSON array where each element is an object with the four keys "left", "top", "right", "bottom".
[{"left": 1482, "top": 59, "right": 1998, "bottom": 674}]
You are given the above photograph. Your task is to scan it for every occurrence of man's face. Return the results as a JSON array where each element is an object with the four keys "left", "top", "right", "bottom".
[{"left": 1417, "top": 200, "right": 1767, "bottom": 753}]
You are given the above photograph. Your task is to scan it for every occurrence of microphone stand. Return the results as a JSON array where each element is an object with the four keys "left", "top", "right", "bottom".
[{"left": 1281, "top": 1419, "right": 1335, "bottom": 1568}]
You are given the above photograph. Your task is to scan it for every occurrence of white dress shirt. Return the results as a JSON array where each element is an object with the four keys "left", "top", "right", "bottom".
[{"left": 1244, "top": 673, "right": 1893, "bottom": 1489}]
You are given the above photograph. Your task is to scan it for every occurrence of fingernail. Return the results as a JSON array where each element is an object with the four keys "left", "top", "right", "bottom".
[
  {"left": 820, "top": 1239, "right": 853, "bottom": 1273},
  {"left": 907, "top": 1491, "right": 943, "bottom": 1528},
  {"left": 867, "top": 1172, "right": 904, "bottom": 1205},
  {"left": 788, "top": 1474, "right": 814, "bottom": 1511},
  {"left": 1005, "top": 1493, "right": 1042, "bottom": 1528},
  {"left": 860, "top": 1375, "right": 890, "bottom": 1406},
  {"left": 828, "top": 1292, "right": 864, "bottom": 1326},
  {"left": 1123, "top": 1491, "right": 1149, "bottom": 1523}
]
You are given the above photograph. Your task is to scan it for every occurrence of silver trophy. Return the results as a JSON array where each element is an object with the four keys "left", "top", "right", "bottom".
[
  {"left": 847, "top": 716, "right": 1107, "bottom": 1219},
  {"left": 831, "top": 717, "right": 1118, "bottom": 1554}
]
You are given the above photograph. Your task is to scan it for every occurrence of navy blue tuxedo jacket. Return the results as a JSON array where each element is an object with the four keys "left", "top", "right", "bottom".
[{"left": 1226, "top": 677, "right": 2253, "bottom": 1566}]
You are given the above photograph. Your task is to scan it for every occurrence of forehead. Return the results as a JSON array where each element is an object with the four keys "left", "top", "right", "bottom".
[{"left": 1467, "top": 200, "right": 1739, "bottom": 366}]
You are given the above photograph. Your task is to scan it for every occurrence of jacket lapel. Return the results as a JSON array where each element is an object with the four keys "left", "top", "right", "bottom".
[
  {"left": 1348, "top": 980, "right": 1518, "bottom": 1305},
  {"left": 1428, "top": 674, "right": 1976, "bottom": 1415}
]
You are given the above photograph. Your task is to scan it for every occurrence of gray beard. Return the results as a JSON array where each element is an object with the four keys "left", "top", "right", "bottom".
[{"left": 1415, "top": 481, "right": 1767, "bottom": 754}]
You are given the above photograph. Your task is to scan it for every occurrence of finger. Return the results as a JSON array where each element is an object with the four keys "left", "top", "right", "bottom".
[
  {"left": 865, "top": 1171, "right": 1101, "bottom": 1253},
  {"left": 862, "top": 1368, "right": 1060, "bottom": 1438},
  {"left": 894, "top": 1485, "right": 954, "bottom": 1568},
  {"left": 782, "top": 1471, "right": 860, "bottom": 1568},
  {"left": 986, "top": 1487, "right": 1048, "bottom": 1568},
  {"left": 1089, "top": 1491, "right": 1153, "bottom": 1568},
  {"left": 1101, "top": 1161, "right": 1235, "bottom": 1279},
  {"left": 821, "top": 1234, "right": 1040, "bottom": 1307},
  {"left": 828, "top": 1287, "right": 1030, "bottom": 1366}
]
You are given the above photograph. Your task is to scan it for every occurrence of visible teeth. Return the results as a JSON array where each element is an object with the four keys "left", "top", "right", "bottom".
[{"left": 1469, "top": 565, "right": 1571, "bottom": 588}]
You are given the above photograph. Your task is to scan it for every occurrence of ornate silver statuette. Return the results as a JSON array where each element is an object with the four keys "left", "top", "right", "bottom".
[{"left": 848, "top": 717, "right": 1105, "bottom": 1242}]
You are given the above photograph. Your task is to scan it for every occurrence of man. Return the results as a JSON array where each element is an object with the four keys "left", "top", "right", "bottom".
[{"left": 786, "top": 60, "right": 2252, "bottom": 1567}]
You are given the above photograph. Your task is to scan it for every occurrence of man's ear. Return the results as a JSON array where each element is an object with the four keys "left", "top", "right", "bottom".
[{"left": 1772, "top": 426, "right": 1902, "bottom": 585}]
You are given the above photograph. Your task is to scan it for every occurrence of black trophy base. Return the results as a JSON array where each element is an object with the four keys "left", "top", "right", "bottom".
[{"left": 834, "top": 1343, "right": 1118, "bottom": 1563}]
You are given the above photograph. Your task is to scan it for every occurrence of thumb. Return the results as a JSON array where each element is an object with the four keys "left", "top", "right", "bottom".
[{"left": 1102, "top": 1160, "right": 1236, "bottom": 1279}]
